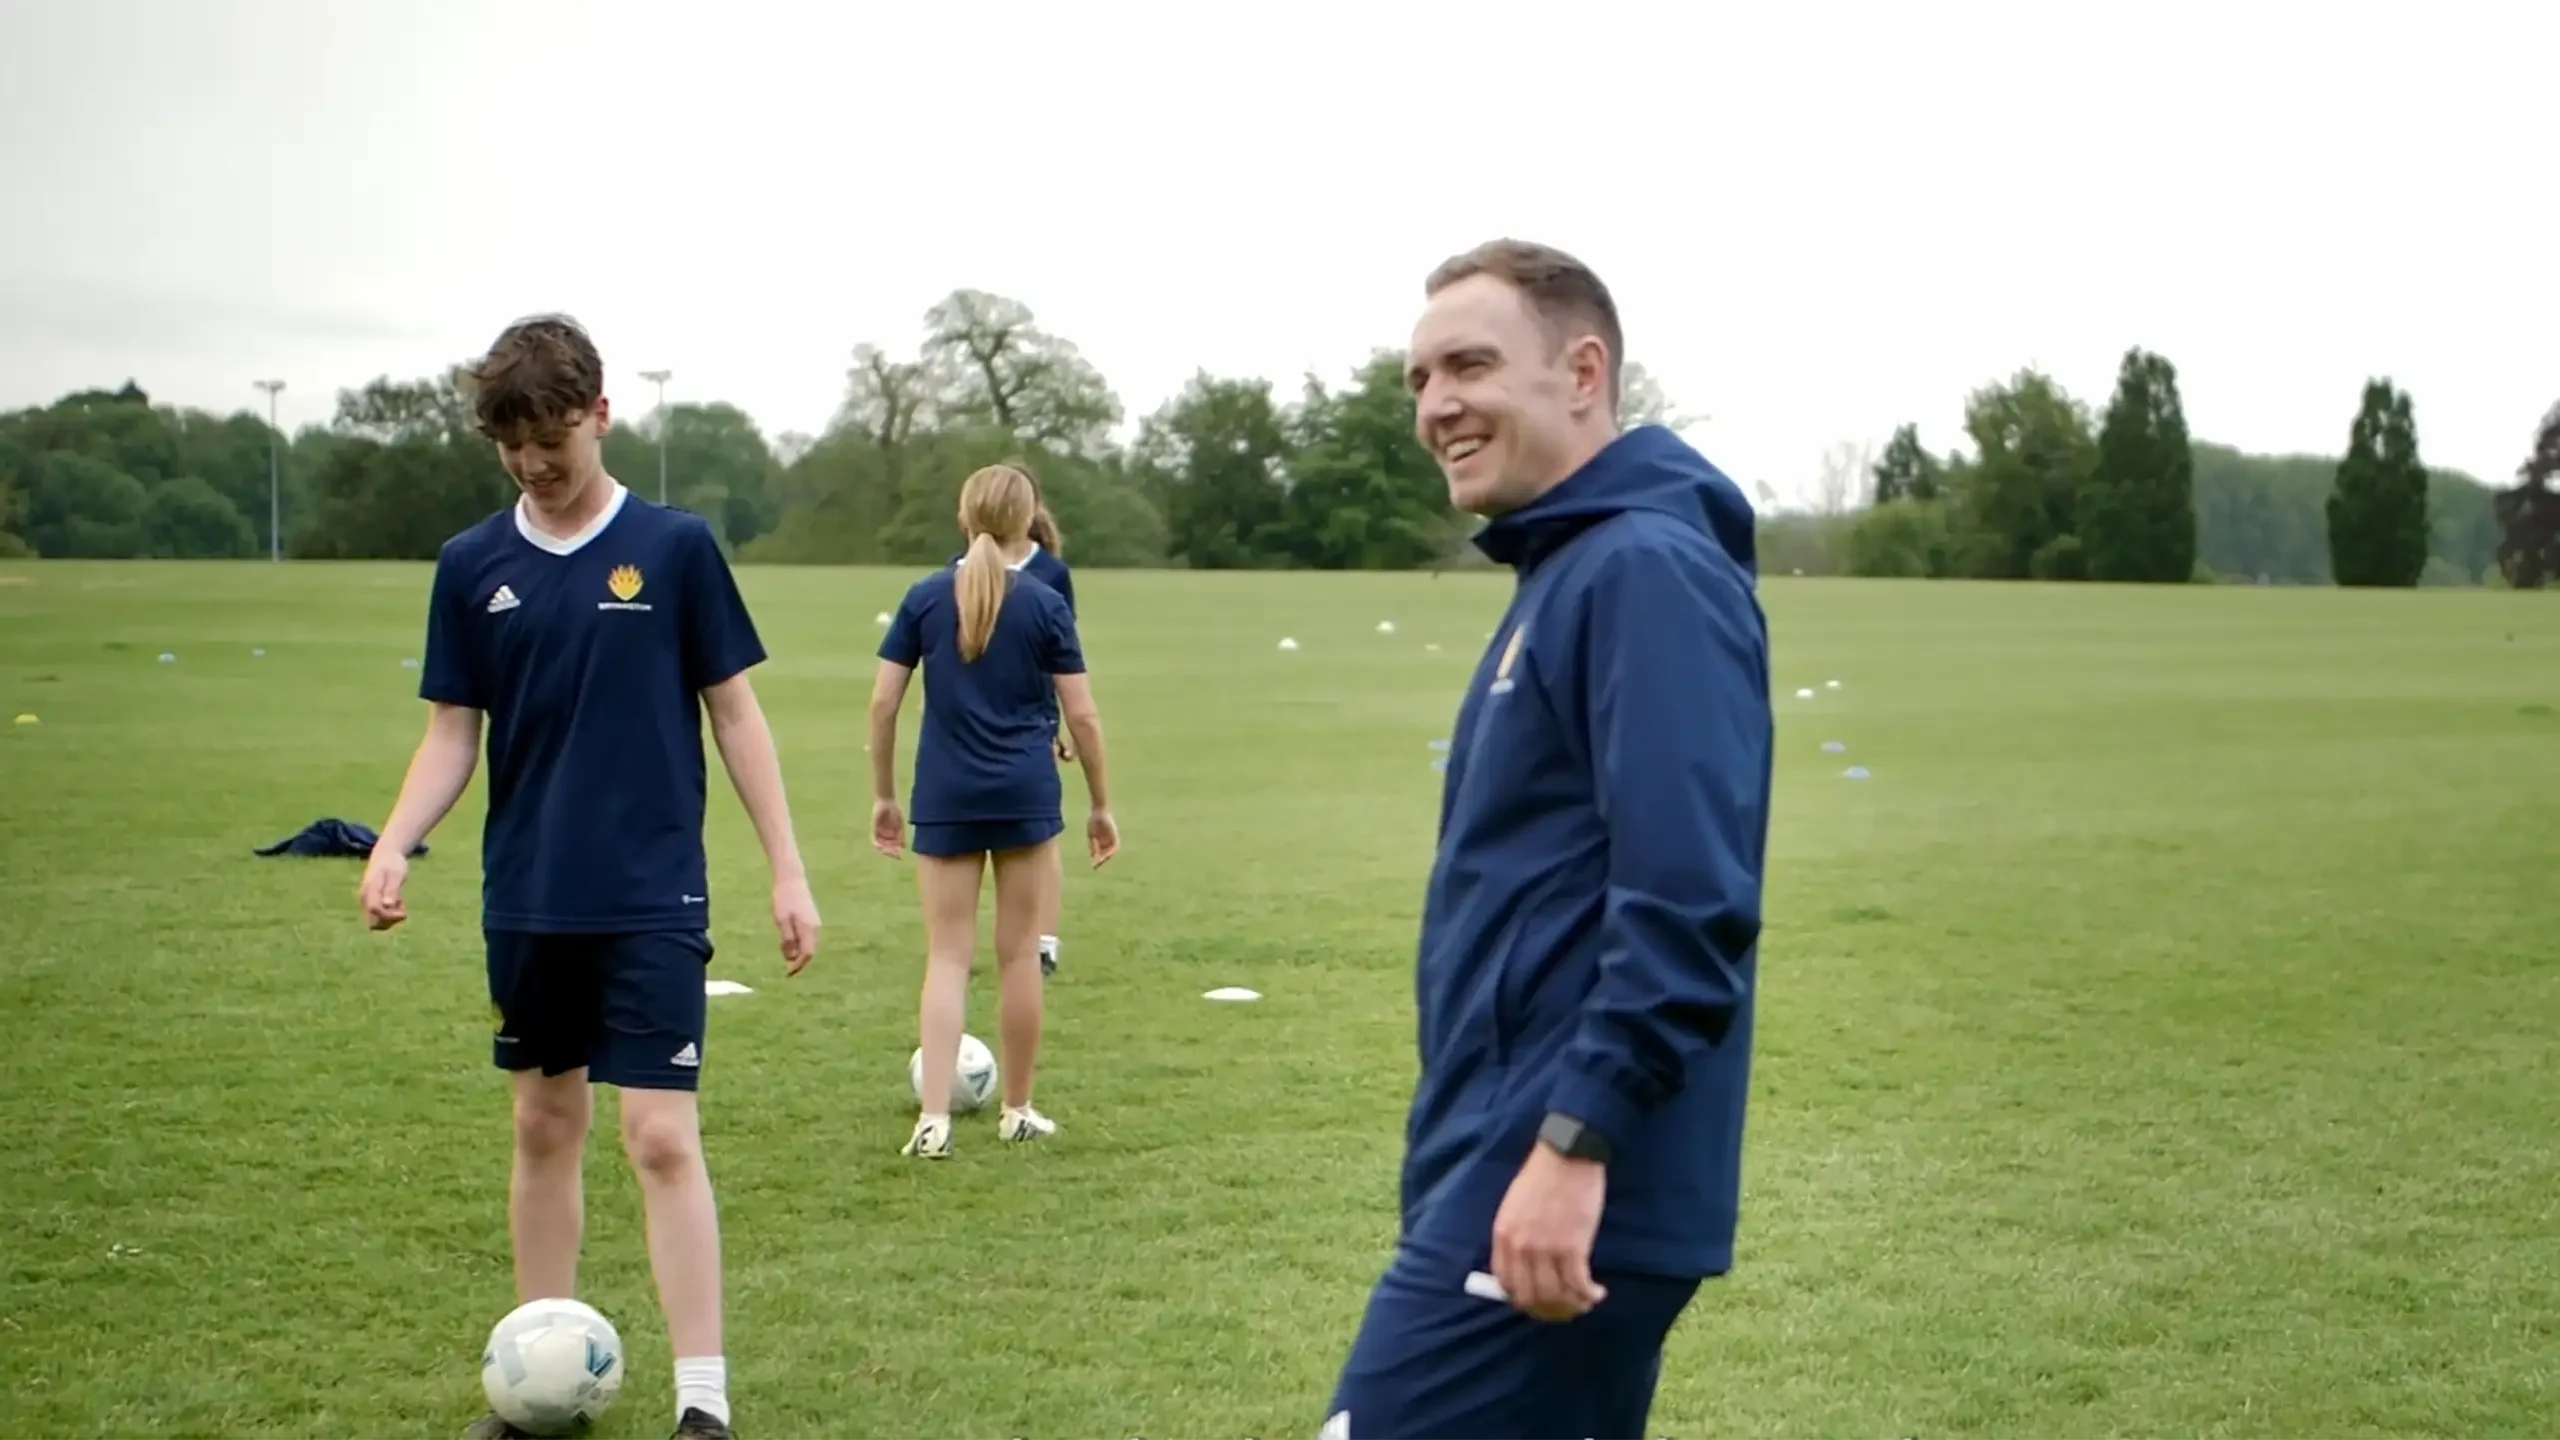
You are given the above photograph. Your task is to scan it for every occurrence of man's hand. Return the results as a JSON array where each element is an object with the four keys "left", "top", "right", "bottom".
[
  {"left": 1086, "top": 807, "right": 1120, "bottom": 868},
  {"left": 1489, "top": 1141, "right": 1609, "bottom": 1322},
  {"left": 359, "top": 845, "right": 411, "bottom": 930},
  {"left": 871, "top": 799, "right": 906, "bottom": 858},
  {"left": 772, "top": 873, "right": 820, "bottom": 975}
]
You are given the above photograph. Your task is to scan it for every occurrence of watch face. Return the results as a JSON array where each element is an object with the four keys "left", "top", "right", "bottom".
[{"left": 1543, "top": 1114, "right": 1606, "bottom": 1160}]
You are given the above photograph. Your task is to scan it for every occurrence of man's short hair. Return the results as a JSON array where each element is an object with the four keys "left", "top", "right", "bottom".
[
  {"left": 467, "top": 313, "right": 605, "bottom": 444},
  {"left": 1425, "top": 239, "right": 1625, "bottom": 412}
]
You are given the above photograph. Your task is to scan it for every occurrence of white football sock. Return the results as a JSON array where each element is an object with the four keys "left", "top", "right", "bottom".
[{"left": 674, "top": 1355, "right": 728, "bottom": 1426}]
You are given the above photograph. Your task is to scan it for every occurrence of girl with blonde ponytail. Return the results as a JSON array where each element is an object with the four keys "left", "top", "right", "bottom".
[
  {"left": 868, "top": 463, "right": 1119, "bottom": 1160},
  {"left": 939, "top": 460, "right": 1082, "bottom": 977}
]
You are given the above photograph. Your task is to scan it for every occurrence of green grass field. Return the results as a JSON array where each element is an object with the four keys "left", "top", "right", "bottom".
[{"left": 4, "top": 559, "right": 2558, "bottom": 1440}]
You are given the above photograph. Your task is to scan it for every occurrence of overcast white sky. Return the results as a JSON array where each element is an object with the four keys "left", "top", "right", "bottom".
[{"left": 0, "top": 0, "right": 2548, "bottom": 504}]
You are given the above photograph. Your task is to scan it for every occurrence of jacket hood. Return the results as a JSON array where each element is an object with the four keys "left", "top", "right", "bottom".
[{"left": 1472, "top": 424, "right": 1757, "bottom": 575}]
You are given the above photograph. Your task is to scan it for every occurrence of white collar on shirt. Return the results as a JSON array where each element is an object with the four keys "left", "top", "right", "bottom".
[
  {"left": 956, "top": 540, "right": 1041, "bottom": 573},
  {"left": 515, "top": 479, "right": 630, "bottom": 557}
]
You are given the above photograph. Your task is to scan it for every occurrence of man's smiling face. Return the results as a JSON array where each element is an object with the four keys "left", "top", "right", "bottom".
[{"left": 1407, "top": 271, "right": 1610, "bottom": 517}]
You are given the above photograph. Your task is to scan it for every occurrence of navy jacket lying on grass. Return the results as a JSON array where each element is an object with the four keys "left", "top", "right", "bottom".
[
  {"left": 1400, "top": 423, "right": 1773, "bottom": 1280},
  {"left": 254, "top": 818, "right": 427, "bottom": 859}
]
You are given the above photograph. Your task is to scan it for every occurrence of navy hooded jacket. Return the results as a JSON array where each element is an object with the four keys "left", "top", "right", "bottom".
[{"left": 1399, "top": 423, "right": 1772, "bottom": 1281}]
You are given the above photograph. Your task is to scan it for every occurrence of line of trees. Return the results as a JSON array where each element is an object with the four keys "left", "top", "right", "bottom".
[
  {"left": 2, "top": 288, "right": 2553, "bottom": 588},
  {"left": 1828, "top": 351, "right": 2552, "bottom": 589}
]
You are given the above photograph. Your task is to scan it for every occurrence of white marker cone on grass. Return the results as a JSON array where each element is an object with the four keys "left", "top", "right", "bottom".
[{"left": 1277, "top": 637, "right": 1299, "bottom": 651}]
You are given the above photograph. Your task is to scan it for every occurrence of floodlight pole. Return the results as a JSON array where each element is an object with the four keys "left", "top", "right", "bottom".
[
  {"left": 637, "top": 369, "right": 672, "bottom": 503},
  {"left": 252, "top": 379, "right": 286, "bottom": 561}
]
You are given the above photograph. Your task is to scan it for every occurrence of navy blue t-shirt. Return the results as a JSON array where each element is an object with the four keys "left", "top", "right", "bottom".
[
  {"left": 419, "top": 484, "right": 768, "bottom": 933},
  {"left": 1027, "top": 546, "right": 1075, "bottom": 617},
  {"left": 945, "top": 543, "right": 1074, "bottom": 727},
  {"left": 880, "top": 564, "right": 1085, "bottom": 826}
]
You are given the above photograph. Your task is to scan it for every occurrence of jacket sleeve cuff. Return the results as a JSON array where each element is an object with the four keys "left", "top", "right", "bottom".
[{"left": 1545, "top": 1069, "right": 1646, "bottom": 1158}]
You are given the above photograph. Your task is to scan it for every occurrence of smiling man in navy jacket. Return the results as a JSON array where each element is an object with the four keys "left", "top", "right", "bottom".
[{"left": 1322, "top": 240, "right": 1773, "bottom": 1440}]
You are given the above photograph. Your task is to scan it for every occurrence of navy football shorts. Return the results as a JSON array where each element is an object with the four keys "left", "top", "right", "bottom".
[
  {"left": 485, "top": 929, "right": 713, "bottom": 1091},
  {"left": 1325, "top": 1246, "right": 1702, "bottom": 1440},
  {"left": 910, "top": 816, "right": 1064, "bottom": 857}
]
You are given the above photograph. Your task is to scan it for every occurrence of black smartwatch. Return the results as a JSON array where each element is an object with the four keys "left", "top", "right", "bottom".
[{"left": 1538, "top": 1112, "right": 1612, "bottom": 1165}]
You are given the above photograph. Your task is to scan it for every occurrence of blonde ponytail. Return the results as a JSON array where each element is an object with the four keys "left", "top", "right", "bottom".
[
  {"left": 958, "top": 530, "right": 1008, "bottom": 662},
  {"left": 952, "top": 462, "right": 1038, "bottom": 661}
]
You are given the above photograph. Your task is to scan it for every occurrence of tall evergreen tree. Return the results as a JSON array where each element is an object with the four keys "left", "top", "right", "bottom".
[
  {"left": 2492, "top": 398, "right": 2560, "bottom": 588},
  {"left": 2494, "top": 486, "right": 2558, "bottom": 589},
  {"left": 2326, "top": 378, "right": 2431, "bottom": 587},
  {"left": 1870, "top": 423, "right": 1943, "bottom": 505},
  {"left": 2081, "top": 347, "right": 2197, "bottom": 582}
]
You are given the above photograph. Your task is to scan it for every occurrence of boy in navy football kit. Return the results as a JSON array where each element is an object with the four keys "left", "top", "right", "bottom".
[
  {"left": 872, "top": 462, "right": 1119, "bottom": 1160},
  {"left": 1322, "top": 242, "right": 1771, "bottom": 1440},
  {"left": 359, "top": 314, "right": 821, "bottom": 1440}
]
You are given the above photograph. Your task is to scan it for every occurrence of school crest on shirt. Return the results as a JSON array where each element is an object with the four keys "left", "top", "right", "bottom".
[
  {"left": 1489, "top": 622, "right": 1527, "bottom": 695},
  {"left": 600, "top": 564, "right": 652, "bottom": 612}
]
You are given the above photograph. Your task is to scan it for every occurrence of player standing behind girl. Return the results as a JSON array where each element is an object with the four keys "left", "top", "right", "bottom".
[
  {"left": 872, "top": 462, "right": 1118, "bottom": 1159},
  {"left": 947, "top": 461, "right": 1078, "bottom": 979},
  {"left": 1020, "top": 471, "right": 1077, "bottom": 980}
]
